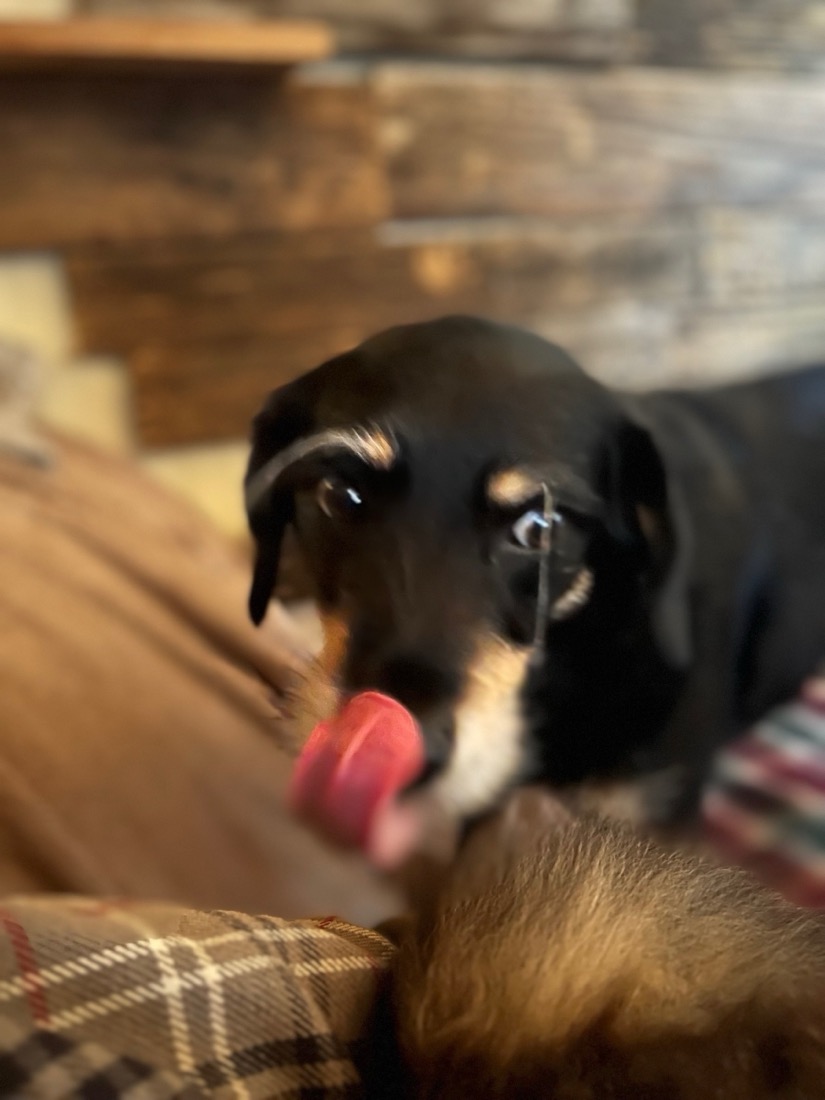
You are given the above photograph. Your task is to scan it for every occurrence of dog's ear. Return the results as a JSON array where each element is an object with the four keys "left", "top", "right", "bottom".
[
  {"left": 244, "top": 382, "right": 314, "bottom": 626},
  {"left": 600, "top": 413, "right": 693, "bottom": 669}
]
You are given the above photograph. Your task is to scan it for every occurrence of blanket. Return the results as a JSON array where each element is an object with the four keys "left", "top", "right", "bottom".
[
  {"left": 705, "top": 677, "right": 825, "bottom": 908},
  {"left": 0, "top": 897, "right": 393, "bottom": 1099}
]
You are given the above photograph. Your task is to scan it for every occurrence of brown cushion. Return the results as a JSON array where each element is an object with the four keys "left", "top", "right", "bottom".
[{"left": 0, "top": 434, "right": 392, "bottom": 925}]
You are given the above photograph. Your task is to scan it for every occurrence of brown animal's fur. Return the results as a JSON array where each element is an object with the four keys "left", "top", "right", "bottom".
[{"left": 389, "top": 790, "right": 825, "bottom": 1099}]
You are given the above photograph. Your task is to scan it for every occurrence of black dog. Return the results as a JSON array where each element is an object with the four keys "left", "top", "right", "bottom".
[{"left": 245, "top": 315, "right": 825, "bottom": 833}]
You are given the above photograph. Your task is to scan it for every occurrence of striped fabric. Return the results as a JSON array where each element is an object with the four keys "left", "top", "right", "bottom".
[{"left": 704, "top": 677, "right": 825, "bottom": 908}]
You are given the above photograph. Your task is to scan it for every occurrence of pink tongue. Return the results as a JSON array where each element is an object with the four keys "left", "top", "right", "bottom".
[{"left": 289, "top": 692, "right": 426, "bottom": 869}]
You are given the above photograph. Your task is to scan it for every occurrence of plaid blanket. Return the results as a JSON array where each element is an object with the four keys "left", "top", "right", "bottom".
[{"left": 0, "top": 898, "right": 393, "bottom": 1098}]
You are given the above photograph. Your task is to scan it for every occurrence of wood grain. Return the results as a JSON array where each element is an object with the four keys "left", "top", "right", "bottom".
[
  {"left": 77, "top": 0, "right": 825, "bottom": 70},
  {"left": 67, "top": 217, "right": 694, "bottom": 443},
  {"left": 67, "top": 205, "right": 825, "bottom": 446},
  {"left": 375, "top": 62, "right": 825, "bottom": 219},
  {"left": 68, "top": 218, "right": 695, "bottom": 353},
  {"left": 126, "top": 295, "right": 825, "bottom": 447},
  {"left": 636, "top": 0, "right": 825, "bottom": 73},
  {"left": 76, "top": 0, "right": 634, "bottom": 63},
  {"left": 0, "top": 65, "right": 387, "bottom": 248},
  {"left": 0, "top": 17, "right": 333, "bottom": 67}
]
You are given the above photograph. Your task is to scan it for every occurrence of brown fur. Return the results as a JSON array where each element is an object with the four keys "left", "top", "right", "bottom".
[
  {"left": 389, "top": 790, "right": 825, "bottom": 1099},
  {"left": 281, "top": 610, "right": 347, "bottom": 753},
  {"left": 317, "top": 610, "right": 349, "bottom": 682}
]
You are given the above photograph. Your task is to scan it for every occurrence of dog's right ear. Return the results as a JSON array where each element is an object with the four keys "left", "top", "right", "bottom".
[
  {"left": 599, "top": 411, "right": 694, "bottom": 670},
  {"left": 244, "top": 382, "right": 314, "bottom": 626}
]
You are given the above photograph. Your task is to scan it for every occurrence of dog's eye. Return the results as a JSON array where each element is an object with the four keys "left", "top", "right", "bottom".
[
  {"left": 317, "top": 477, "right": 363, "bottom": 520},
  {"left": 510, "top": 508, "right": 558, "bottom": 550}
]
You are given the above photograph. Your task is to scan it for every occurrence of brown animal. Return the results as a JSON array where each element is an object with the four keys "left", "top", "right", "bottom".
[{"left": 385, "top": 790, "right": 825, "bottom": 1099}]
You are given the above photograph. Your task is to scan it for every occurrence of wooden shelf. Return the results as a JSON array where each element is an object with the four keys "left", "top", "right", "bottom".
[{"left": 0, "top": 17, "right": 334, "bottom": 68}]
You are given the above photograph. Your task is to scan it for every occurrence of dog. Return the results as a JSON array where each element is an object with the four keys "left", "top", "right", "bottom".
[
  {"left": 384, "top": 788, "right": 825, "bottom": 1099},
  {"left": 245, "top": 315, "right": 825, "bottom": 854}
]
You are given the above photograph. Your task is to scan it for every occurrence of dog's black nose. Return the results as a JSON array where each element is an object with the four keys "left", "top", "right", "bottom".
[
  {"left": 407, "top": 710, "right": 455, "bottom": 789},
  {"left": 369, "top": 653, "right": 461, "bottom": 713},
  {"left": 350, "top": 652, "right": 458, "bottom": 787}
]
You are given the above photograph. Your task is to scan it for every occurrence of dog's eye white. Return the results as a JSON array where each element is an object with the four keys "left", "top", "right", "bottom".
[
  {"left": 511, "top": 508, "right": 558, "bottom": 550},
  {"left": 317, "top": 477, "right": 363, "bottom": 520}
]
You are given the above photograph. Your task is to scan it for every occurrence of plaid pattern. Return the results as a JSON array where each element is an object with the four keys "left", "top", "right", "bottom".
[
  {"left": 704, "top": 675, "right": 825, "bottom": 908},
  {"left": 3, "top": 680, "right": 825, "bottom": 1096},
  {"left": 0, "top": 898, "right": 393, "bottom": 1098}
]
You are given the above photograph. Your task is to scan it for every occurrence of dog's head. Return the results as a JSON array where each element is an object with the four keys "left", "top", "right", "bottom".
[{"left": 246, "top": 316, "right": 690, "bottom": 828}]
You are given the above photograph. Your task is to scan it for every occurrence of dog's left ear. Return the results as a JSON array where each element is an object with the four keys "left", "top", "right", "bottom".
[
  {"left": 599, "top": 411, "right": 693, "bottom": 669},
  {"left": 244, "top": 382, "right": 314, "bottom": 626}
]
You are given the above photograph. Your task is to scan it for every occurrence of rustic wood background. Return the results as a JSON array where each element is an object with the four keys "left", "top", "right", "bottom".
[{"left": 3, "top": 1, "right": 825, "bottom": 456}]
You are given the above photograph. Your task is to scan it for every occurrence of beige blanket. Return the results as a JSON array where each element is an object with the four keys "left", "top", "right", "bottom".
[
  {"left": 0, "top": 895, "right": 394, "bottom": 1098},
  {"left": 0, "top": 424, "right": 392, "bottom": 925}
]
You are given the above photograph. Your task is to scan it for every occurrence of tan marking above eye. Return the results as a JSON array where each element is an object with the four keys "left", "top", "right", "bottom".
[
  {"left": 351, "top": 427, "right": 396, "bottom": 470},
  {"left": 487, "top": 468, "right": 542, "bottom": 509}
]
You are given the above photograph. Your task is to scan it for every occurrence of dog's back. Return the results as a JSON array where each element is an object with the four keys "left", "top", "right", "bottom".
[
  {"left": 391, "top": 793, "right": 825, "bottom": 1099},
  {"left": 637, "top": 364, "right": 825, "bottom": 728},
  {"left": 654, "top": 363, "right": 825, "bottom": 520}
]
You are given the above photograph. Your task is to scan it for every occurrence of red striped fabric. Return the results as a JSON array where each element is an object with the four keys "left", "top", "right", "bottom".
[{"left": 703, "top": 676, "right": 825, "bottom": 908}]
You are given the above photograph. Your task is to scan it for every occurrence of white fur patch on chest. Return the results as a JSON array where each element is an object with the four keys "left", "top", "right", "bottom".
[{"left": 430, "top": 634, "right": 532, "bottom": 817}]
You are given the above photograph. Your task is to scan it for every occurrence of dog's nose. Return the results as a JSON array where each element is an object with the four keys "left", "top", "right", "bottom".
[
  {"left": 352, "top": 652, "right": 458, "bottom": 787},
  {"left": 367, "top": 653, "right": 462, "bottom": 713},
  {"left": 408, "top": 709, "right": 455, "bottom": 789}
]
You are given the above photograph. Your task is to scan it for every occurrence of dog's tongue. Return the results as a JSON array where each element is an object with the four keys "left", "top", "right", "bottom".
[{"left": 289, "top": 692, "right": 425, "bottom": 869}]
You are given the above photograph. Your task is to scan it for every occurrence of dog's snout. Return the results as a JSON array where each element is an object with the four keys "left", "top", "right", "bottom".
[
  {"left": 372, "top": 653, "right": 461, "bottom": 712},
  {"left": 345, "top": 649, "right": 459, "bottom": 786},
  {"left": 409, "top": 710, "right": 455, "bottom": 789}
]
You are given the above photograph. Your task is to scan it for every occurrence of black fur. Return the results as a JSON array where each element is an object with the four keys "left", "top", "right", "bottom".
[{"left": 245, "top": 315, "right": 825, "bottom": 823}]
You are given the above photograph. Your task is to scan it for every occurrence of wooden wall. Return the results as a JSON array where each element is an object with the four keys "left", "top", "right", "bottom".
[
  {"left": 80, "top": 0, "right": 825, "bottom": 71},
  {"left": 4, "top": 2, "right": 825, "bottom": 457}
]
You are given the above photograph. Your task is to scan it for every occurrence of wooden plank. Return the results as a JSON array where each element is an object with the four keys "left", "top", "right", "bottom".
[
  {"left": 67, "top": 206, "right": 825, "bottom": 445},
  {"left": 0, "top": 17, "right": 333, "bottom": 67},
  {"left": 67, "top": 217, "right": 695, "bottom": 353},
  {"left": 531, "top": 298, "right": 825, "bottom": 392},
  {"left": 76, "top": 0, "right": 634, "bottom": 63},
  {"left": 77, "top": 0, "right": 825, "bottom": 71},
  {"left": 67, "top": 215, "right": 695, "bottom": 445},
  {"left": 0, "top": 65, "right": 387, "bottom": 248},
  {"left": 131, "top": 331, "right": 361, "bottom": 447},
  {"left": 128, "top": 293, "right": 825, "bottom": 446},
  {"left": 375, "top": 62, "right": 825, "bottom": 219},
  {"left": 694, "top": 206, "right": 825, "bottom": 308},
  {"left": 635, "top": 0, "right": 825, "bottom": 73}
]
